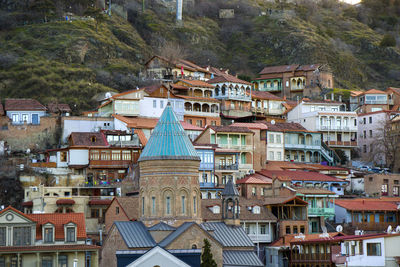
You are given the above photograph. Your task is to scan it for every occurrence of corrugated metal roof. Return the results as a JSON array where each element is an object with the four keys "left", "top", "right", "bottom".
[
  {"left": 158, "top": 222, "right": 195, "bottom": 247},
  {"left": 223, "top": 250, "right": 264, "bottom": 266},
  {"left": 115, "top": 221, "right": 156, "bottom": 248},
  {"left": 201, "top": 222, "right": 254, "bottom": 247},
  {"left": 138, "top": 103, "right": 200, "bottom": 162},
  {"left": 148, "top": 222, "right": 176, "bottom": 231}
]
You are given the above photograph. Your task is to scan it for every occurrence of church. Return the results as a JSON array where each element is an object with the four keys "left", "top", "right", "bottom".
[{"left": 101, "top": 103, "right": 263, "bottom": 267}]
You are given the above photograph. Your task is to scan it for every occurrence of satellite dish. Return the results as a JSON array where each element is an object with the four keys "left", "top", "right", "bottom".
[
  {"left": 395, "top": 226, "right": 400, "bottom": 233},
  {"left": 387, "top": 225, "right": 393, "bottom": 233},
  {"left": 271, "top": 120, "right": 276, "bottom": 125},
  {"left": 105, "top": 92, "right": 112, "bottom": 99},
  {"left": 336, "top": 225, "right": 343, "bottom": 232}
]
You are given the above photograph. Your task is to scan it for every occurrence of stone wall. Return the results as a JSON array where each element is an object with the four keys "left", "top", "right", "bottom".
[
  {"left": 104, "top": 200, "right": 130, "bottom": 232},
  {"left": 100, "top": 226, "right": 129, "bottom": 267}
]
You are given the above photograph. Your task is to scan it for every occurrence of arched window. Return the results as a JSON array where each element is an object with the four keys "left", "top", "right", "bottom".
[
  {"left": 181, "top": 195, "right": 186, "bottom": 214},
  {"left": 166, "top": 196, "right": 171, "bottom": 215},
  {"left": 192, "top": 244, "right": 197, "bottom": 249},
  {"left": 151, "top": 196, "right": 156, "bottom": 215}
]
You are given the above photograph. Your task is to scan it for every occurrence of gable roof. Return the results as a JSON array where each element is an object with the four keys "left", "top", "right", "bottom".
[
  {"left": 113, "top": 115, "right": 158, "bottom": 129},
  {"left": 361, "top": 89, "right": 388, "bottom": 95},
  {"left": 335, "top": 199, "right": 399, "bottom": 211},
  {"left": 112, "top": 197, "right": 139, "bottom": 220},
  {"left": 145, "top": 55, "right": 209, "bottom": 74},
  {"left": 259, "top": 64, "right": 299, "bottom": 75},
  {"left": 230, "top": 123, "right": 268, "bottom": 130},
  {"left": 223, "top": 250, "right": 264, "bottom": 267},
  {"left": 270, "top": 232, "right": 342, "bottom": 247},
  {"left": 5, "top": 99, "right": 47, "bottom": 111},
  {"left": 125, "top": 246, "right": 192, "bottom": 267},
  {"left": 29, "top": 213, "right": 87, "bottom": 240},
  {"left": 208, "top": 125, "right": 253, "bottom": 134},
  {"left": 259, "top": 121, "right": 308, "bottom": 132},
  {"left": 250, "top": 90, "right": 283, "bottom": 101},
  {"left": 0, "top": 206, "right": 34, "bottom": 222},
  {"left": 201, "top": 222, "right": 254, "bottom": 247},
  {"left": 387, "top": 87, "right": 400, "bottom": 95},
  {"left": 263, "top": 196, "right": 308, "bottom": 206},
  {"left": 207, "top": 73, "right": 251, "bottom": 85},
  {"left": 138, "top": 103, "right": 200, "bottom": 162},
  {"left": 158, "top": 222, "right": 195, "bottom": 247},
  {"left": 115, "top": 221, "right": 156, "bottom": 248},
  {"left": 47, "top": 103, "right": 71, "bottom": 113},
  {"left": 236, "top": 174, "right": 272, "bottom": 184},
  {"left": 69, "top": 132, "right": 108, "bottom": 147}
]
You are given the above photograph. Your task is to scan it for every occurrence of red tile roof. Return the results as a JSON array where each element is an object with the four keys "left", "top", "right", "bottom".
[
  {"left": 208, "top": 73, "right": 251, "bottom": 85},
  {"left": 387, "top": 87, "right": 400, "bottom": 95},
  {"left": 335, "top": 199, "right": 399, "bottom": 211},
  {"left": 88, "top": 199, "right": 112, "bottom": 205},
  {"left": 5, "top": 99, "right": 47, "bottom": 111},
  {"left": 113, "top": 115, "right": 158, "bottom": 129},
  {"left": 259, "top": 121, "right": 309, "bottom": 132},
  {"left": 250, "top": 90, "right": 284, "bottom": 101},
  {"left": 47, "top": 103, "right": 71, "bottom": 113},
  {"left": 209, "top": 125, "right": 254, "bottom": 133},
  {"left": 135, "top": 129, "right": 148, "bottom": 146},
  {"left": 236, "top": 173, "right": 272, "bottom": 184},
  {"left": 362, "top": 89, "right": 388, "bottom": 95},
  {"left": 180, "top": 121, "right": 204, "bottom": 131},
  {"left": 259, "top": 64, "right": 299, "bottom": 75},
  {"left": 176, "top": 95, "right": 220, "bottom": 102},
  {"left": 258, "top": 170, "right": 344, "bottom": 182},
  {"left": 69, "top": 132, "right": 108, "bottom": 147},
  {"left": 230, "top": 122, "right": 268, "bottom": 130},
  {"left": 179, "top": 79, "right": 215, "bottom": 88},
  {"left": 28, "top": 213, "right": 87, "bottom": 240},
  {"left": 270, "top": 232, "right": 341, "bottom": 247}
]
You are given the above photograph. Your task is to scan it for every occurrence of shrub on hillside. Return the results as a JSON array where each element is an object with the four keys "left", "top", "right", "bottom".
[{"left": 380, "top": 34, "right": 397, "bottom": 47}]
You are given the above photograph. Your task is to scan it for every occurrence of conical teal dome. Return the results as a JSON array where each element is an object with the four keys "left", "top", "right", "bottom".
[{"left": 138, "top": 103, "right": 200, "bottom": 162}]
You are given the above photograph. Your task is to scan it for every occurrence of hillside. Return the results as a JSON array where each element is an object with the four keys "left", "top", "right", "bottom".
[{"left": 0, "top": 0, "right": 399, "bottom": 112}]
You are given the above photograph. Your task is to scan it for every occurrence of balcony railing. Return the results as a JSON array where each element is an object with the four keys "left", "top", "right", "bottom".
[
  {"left": 218, "top": 143, "right": 252, "bottom": 151},
  {"left": 199, "top": 162, "right": 214, "bottom": 170},
  {"left": 239, "top": 163, "right": 253, "bottom": 169},
  {"left": 291, "top": 86, "right": 305, "bottom": 91},
  {"left": 319, "top": 125, "right": 357, "bottom": 132},
  {"left": 221, "top": 106, "right": 252, "bottom": 112},
  {"left": 200, "top": 182, "right": 216, "bottom": 188},
  {"left": 364, "top": 100, "right": 388, "bottom": 105},
  {"left": 308, "top": 207, "right": 335, "bottom": 217},
  {"left": 184, "top": 109, "right": 220, "bottom": 117},
  {"left": 251, "top": 107, "right": 284, "bottom": 115},
  {"left": 214, "top": 93, "right": 251, "bottom": 101},
  {"left": 248, "top": 234, "right": 272, "bottom": 243},
  {"left": 261, "top": 86, "right": 282, "bottom": 92},
  {"left": 326, "top": 141, "right": 357, "bottom": 147},
  {"left": 284, "top": 143, "right": 321, "bottom": 150},
  {"left": 351, "top": 222, "right": 396, "bottom": 231},
  {"left": 215, "top": 163, "right": 238, "bottom": 170}
]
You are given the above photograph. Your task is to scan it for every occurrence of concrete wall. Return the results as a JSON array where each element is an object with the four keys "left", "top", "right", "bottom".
[
  {"left": 62, "top": 117, "right": 114, "bottom": 143},
  {"left": 266, "top": 131, "right": 284, "bottom": 161},
  {"left": 365, "top": 173, "right": 400, "bottom": 197},
  {"left": 69, "top": 149, "right": 89, "bottom": 165},
  {"left": 346, "top": 237, "right": 385, "bottom": 267},
  {"left": 334, "top": 204, "right": 350, "bottom": 224}
]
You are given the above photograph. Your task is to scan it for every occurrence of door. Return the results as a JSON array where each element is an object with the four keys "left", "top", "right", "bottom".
[
  {"left": 337, "top": 133, "right": 342, "bottom": 142},
  {"left": 32, "top": 114, "right": 39, "bottom": 125}
]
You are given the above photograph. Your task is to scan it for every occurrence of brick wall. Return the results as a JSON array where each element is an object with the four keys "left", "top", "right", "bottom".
[
  {"left": 104, "top": 200, "right": 129, "bottom": 233},
  {"left": 365, "top": 173, "right": 400, "bottom": 197},
  {"left": 0, "top": 116, "right": 59, "bottom": 152},
  {"left": 100, "top": 225, "right": 129, "bottom": 267}
]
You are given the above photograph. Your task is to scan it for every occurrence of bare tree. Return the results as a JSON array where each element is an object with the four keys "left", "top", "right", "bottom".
[
  {"left": 370, "top": 119, "right": 398, "bottom": 169},
  {"left": 154, "top": 41, "right": 188, "bottom": 79}
]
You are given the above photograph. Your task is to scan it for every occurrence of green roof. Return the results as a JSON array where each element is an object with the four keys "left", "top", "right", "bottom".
[{"left": 138, "top": 103, "right": 200, "bottom": 162}]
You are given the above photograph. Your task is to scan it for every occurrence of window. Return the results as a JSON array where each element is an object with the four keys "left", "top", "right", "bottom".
[
  {"left": 369, "top": 117, "right": 372, "bottom": 124},
  {"left": 112, "top": 150, "right": 121, "bottom": 160},
  {"left": 253, "top": 206, "right": 260, "bottom": 214},
  {"left": 0, "top": 227, "right": 5, "bottom": 246},
  {"left": 42, "top": 256, "right": 53, "bottom": 267},
  {"left": 66, "top": 227, "right": 75, "bottom": 242},
  {"left": 293, "top": 226, "right": 298, "bottom": 234},
  {"left": 286, "top": 81, "right": 289, "bottom": 87},
  {"left": 300, "top": 225, "right": 305, "bottom": 233},
  {"left": 363, "top": 145, "right": 367, "bottom": 153},
  {"left": 285, "top": 226, "right": 291, "bottom": 234},
  {"left": 363, "top": 118, "right": 366, "bottom": 124},
  {"left": 91, "top": 209, "right": 100, "bottom": 218},
  {"left": 381, "top": 184, "right": 388, "bottom": 196},
  {"left": 90, "top": 150, "right": 99, "bottom": 160},
  {"left": 367, "top": 243, "right": 381, "bottom": 256},
  {"left": 60, "top": 152, "right": 67, "bottom": 162},
  {"left": 394, "top": 180, "right": 399, "bottom": 185},
  {"left": 90, "top": 136, "right": 97, "bottom": 143},
  {"left": 363, "top": 130, "right": 366, "bottom": 139},
  {"left": 160, "top": 100, "right": 164, "bottom": 109},
  {"left": 213, "top": 206, "right": 220, "bottom": 214},
  {"left": 187, "top": 119, "right": 192, "bottom": 124},
  {"left": 193, "top": 196, "right": 197, "bottom": 214},
  {"left": 277, "top": 152, "right": 282, "bottom": 160},
  {"left": 122, "top": 151, "right": 131, "bottom": 160},
  {"left": 152, "top": 197, "right": 156, "bottom": 215},
  {"left": 44, "top": 226, "right": 53, "bottom": 243},
  {"left": 393, "top": 186, "right": 399, "bottom": 196},
  {"left": 252, "top": 187, "right": 256, "bottom": 196},
  {"left": 153, "top": 100, "right": 157, "bottom": 108},
  {"left": 116, "top": 206, "right": 119, "bottom": 215},
  {"left": 260, "top": 224, "right": 266, "bottom": 234},
  {"left": 22, "top": 114, "right": 29, "bottom": 122},
  {"left": 58, "top": 255, "right": 67, "bottom": 267},
  {"left": 269, "top": 151, "right": 274, "bottom": 160},
  {"left": 13, "top": 226, "right": 31, "bottom": 246},
  {"left": 196, "top": 120, "right": 203, "bottom": 127},
  {"left": 11, "top": 114, "right": 19, "bottom": 122},
  {"left": 369, "top": 177, "right": 373, "bottom": 182},
  {"left": 166, "top": 196, "right": 171, "bottom": 214},
  {"left": 276, "top": 135, "right": 281, "bottom": 143},
  {"left": 181, "top": 196, "right": 186, "bottom": 214},
  {"left": 269, "top": 134, "right": 274, "bottom": 143},
  {"left": 142, "top": 197, "right": 145, "bottom": 215}
]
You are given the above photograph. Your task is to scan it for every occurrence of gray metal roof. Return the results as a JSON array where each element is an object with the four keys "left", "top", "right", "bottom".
[
  {"left": 115, "top": 221, "right": 156, "bottom": 248},
  {"left": 148, "top": 222, "right": 176, "bottom": 231},
  {"left": 223, "top": 250, "right": 264, "bottom": 267},
  {"left": 158, "top": 222, "right": 195, "bottom": 247},
  {"left": 222, "top": 178, "right": 239, "bottom": 197},
  {"left": 201, "top": 222, "right": 254, "bottom": 247}
]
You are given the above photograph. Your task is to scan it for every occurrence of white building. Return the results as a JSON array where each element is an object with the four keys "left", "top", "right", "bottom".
[
  {"left": 287, "top": 100, "right": 358, "bottom": 160},
  {"left": 139, "top": 97, "right": 184, "bottom": 121}
]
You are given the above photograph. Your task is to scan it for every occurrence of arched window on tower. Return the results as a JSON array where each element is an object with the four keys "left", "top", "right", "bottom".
[
  {"left": 166, "top": 196, "right": 171, "bottom": 215},
  {"left": 151, "top": 196, "right": 156, "bottom": 215},
  {"left": 181, "top": 196, "right": 186, "bottom": 214}
]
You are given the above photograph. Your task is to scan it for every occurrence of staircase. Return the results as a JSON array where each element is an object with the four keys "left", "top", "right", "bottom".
[{"left": 320, "top": 142, "right": 335, "bottom": 164}]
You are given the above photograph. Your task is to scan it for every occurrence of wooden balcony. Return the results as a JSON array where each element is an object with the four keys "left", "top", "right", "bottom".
[
  {"left": 31, "top": 162, "right": 57, "bottom": 168},
  {"left": 89, "top": 160, "right": 132, "bottom": 169},
  {"left": 351, "top": 222, "right": 397, "bottom": 231},
  {"left": 326, "top": 141, "right": 357, "bottom": 147}
]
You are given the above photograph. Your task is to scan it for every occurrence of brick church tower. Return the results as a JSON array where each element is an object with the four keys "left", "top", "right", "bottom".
[{"left": 138, "top": 102, "right": 202, "bottom": 226}]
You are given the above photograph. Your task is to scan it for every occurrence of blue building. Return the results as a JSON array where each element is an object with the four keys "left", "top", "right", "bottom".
[{"left": 5, "top": 98, "right": 47, "bottom": 125}]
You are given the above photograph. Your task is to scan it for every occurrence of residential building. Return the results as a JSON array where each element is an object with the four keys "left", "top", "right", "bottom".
[
  {"left": 350, "top": 90, "right": 364, "bottom": 111},
  {"left": 195, "top": 144, "right": 220, "bottom": 199},
  {"left": 334, "top": 198, "right": 399, "bottom": 231},
  {"left": 61, "top": 116, "right": 114, "bottom": 143},
  {"left": 144, "top": 55, "right": 211, "bottom": 80},
  {"left": 47, "top": 103, "right": 71, "bottom": 116},
  {"left": 97, "top": 89, "right": 144, "bottom": 117},
  {"left": 173, "top": 79, "right": 216, "bottom": 98},
  {"left": 194, "top": 125, "right": 255, "bottom": 183},
  {"left": 266, "top": 232, "right": 342, "bottom": 267},
  {"left": 252, "top": 64, "right": 334, "bottom": 99},
  {"left": 357, "top": 111, "right": 400, "bottom": 165},
  {"left": 180, "top": 95, "right": 220, "bottom": 127},
  {"left": 386, "top": 87, "right": 400, "bottom": 110},
  {"left": 104, "top": 197, "right": 138, "bottom": 232},
  {"left": 364, "top": 174, "right": 400, "bottom": 197},
  {"left": 5, "top": 98, "right": 47, "bottom": 125},
  {"left": 357, "top": 89, "right": 390, "bottom": 114},
  {"left": 208, "top": 73, "right": 252, "bottom": 120},
  {"left": 295, "top": 188, "right": 337, "bottom": 233},
  {"left": 0, "top": 206, "right": 100, "bottom": 267},
  {"left": 287, "top": 99, "right": 358, "bottom": 160},
  {"left": 250, "top": 91, "right": 286, "bottom": 119}
]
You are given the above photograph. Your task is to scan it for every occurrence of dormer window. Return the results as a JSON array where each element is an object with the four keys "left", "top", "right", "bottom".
[
  {"left": 253, "top": 206, "right": 261, "bottom": 214},
  {"left": 90, "top": 136, "right": 96, "bottom": 143},
  {"left": 212, "top": 206, "right": 220, "bottom": 214},
  {"left": 64, "top": 223, "right": 76, "bottom": 243},
  {"left": 43, "top": 223, "right": 54, "bottom": 243}
]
